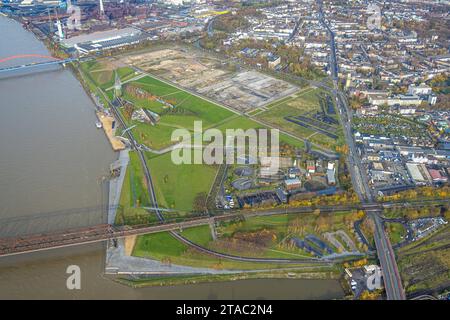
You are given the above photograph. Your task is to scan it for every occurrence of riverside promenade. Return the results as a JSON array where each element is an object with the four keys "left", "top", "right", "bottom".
[{"left": 108, "top": 149, "right": 129, "bottom": 224}]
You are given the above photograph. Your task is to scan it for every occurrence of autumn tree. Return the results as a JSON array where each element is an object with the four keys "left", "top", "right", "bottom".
[
  {"left": 360, "top": 290, "right": 381, "bottom": 300},
  {"left": 193, "top": 192, "right": 208, "bottom": 213}
]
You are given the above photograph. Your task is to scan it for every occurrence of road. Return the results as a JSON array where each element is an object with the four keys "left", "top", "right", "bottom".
[
  {"left": 287, "top": 16, "right": 302, "bottom": 43},
  {"left": 316, "top": 0, "right": 406, "bottom": 300},
  {"left": 372, "top": 212, "right": 407, "bottom": 300}
]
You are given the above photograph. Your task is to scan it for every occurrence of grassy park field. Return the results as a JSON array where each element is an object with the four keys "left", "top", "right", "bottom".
[
  {"left": 115, "top": 75, "right": 236, "bottom": 150},
  {"left": 81, "top": 60, "right": 135, "bottom": 89},
  {"left": 255, "top": 88, "right": 344, "bottom": 149},
  {"left": 82, "top": 59, "right": 308, "bottom": 151},
  {"left": 79, "top": 58, "right": 347, "bottom": 223},
  {"left": 115, "top": 151, "right": 158, "bottom": 225},
  {"left": 386, "top": 222, "right": 407, "bottom": 245},
  {"left": 131, "top": 227, "right": 316, "bottom": 270},
  {"left": 146, "top": 152, "right": 219, "bottom": 213}
]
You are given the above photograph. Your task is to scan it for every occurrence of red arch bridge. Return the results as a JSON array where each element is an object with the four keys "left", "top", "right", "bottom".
[{"left": 0, "top": 54, "right": 77, "bottom": 74}]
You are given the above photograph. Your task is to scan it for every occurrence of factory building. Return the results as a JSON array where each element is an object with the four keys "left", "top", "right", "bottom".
[{"left": 60, "top": 27, "right": 148, "bottom": 54}]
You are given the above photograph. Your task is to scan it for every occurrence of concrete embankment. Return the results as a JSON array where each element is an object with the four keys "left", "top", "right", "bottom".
[{"left": 107, "top": 149, "right": 129, "bottom": 224}]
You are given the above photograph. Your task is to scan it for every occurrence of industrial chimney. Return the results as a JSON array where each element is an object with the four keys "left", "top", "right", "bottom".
[{"left": 56, "top": 19, "right": 64, "bottom": 39}]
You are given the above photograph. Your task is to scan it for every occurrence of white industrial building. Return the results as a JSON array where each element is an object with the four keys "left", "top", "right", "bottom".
[{"left": 60, "top": 27, "right": 147, "bottom": 54}]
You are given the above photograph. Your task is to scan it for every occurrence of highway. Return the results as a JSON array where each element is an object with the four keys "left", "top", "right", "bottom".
[
  {"left": 316, "top": 0, "right": 406, "bottom": 300},
  {"left": 372, "top": 212, "right": 407, "bottom": 300}
]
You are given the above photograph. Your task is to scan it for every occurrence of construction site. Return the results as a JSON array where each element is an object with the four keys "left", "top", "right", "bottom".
[{"left": 120, "top": 47, "right": 298, "bottom": 113}]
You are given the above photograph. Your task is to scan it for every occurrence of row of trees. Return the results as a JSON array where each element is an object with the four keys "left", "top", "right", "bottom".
[
  {"left": 287, "top": 191, "right": 360, "bottom": 208},
  {"left": 378, "top": 186, "right": 450, "bottom": 203}
]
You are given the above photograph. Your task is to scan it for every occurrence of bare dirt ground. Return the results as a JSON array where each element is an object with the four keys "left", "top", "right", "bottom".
[
  {"left": 120, "top": 47, "right": 298, "bottom": 113},
  {"left": 124, "top": 235, "right": 137, "bottom": 256},
  {"left": 97, "top": 112, "right": 125, "bottom": 151}
]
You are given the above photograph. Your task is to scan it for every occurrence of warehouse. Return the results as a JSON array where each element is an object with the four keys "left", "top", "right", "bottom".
[
  {"left": 406, "top": 163, "right": 428, "bottom": 185},
  {"left": 61, "top": 27, "right": 148, "bottom": 54}
]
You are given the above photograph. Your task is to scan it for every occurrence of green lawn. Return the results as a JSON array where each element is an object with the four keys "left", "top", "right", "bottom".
[
  {"left": 117, "top": 67, "right": 136, "bottom": 82},
  {"left": 131, "top": 230, "right": 321, "bottom": 270},
  {"left": 119, "top": 112, "right": 183, "bottom": 150},
  {"left": 81, "top": 61, "right": 114, "bottom": 89},
  {"left": 133, "top": 231, "right": 187, "bottom": 259},
  {"left": 122, "top": 88, "right": 167, "bottom": 114},
  {"left": 115, "top": 151, "right": 158, "bottom": 225},
  {"left": 146, "top": 152, "right": 218, "bottom": 212},
  {"left": 83, "top": 58, "right": 306, "bottom": 151},
  {"left": 119, "top": 103, "right": 306, "bottom": 151},
  {"left": 216, "top": 115, "right": 305, "bottom": 149},
  {"left": 131, "top": 76, "right": 235, "bottom": 125},
  {"left": 255, "top": 88, "right": 342, "bottom": 149},
  {"left": 117, "top": 75, "right": 236, "bottom": 150},
  {"left": 81, "top": 61, "right": 136, "bottom": 88},
  {"left": 179, "top": 225, "right": 213, "bottom": 247},
  {"left": 80, "top": 62, "right": 139, "bottom": 110},
  {"left": 386, "top": 222, "right": 407, "bottom": 245}
]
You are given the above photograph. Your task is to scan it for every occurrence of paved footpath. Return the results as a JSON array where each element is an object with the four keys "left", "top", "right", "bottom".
[{"left": 108, "top": 149, "right": 129, "bottom": 224}]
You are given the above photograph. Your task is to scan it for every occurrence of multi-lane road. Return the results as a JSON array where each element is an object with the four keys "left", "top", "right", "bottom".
[{"left": 317, "top": 0, "right": 406, "bottom": 300}]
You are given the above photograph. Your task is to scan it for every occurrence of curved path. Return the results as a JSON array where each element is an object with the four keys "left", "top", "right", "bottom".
[{"left": 171, "top": 231, "right": 332, "bottom": 265}]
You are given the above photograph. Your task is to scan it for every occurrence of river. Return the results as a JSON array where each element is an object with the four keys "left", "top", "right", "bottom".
[{"left": 0, "top": 15, "right": 344, "bottom": 299}]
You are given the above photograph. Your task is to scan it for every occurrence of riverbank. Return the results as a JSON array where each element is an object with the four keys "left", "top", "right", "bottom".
[
  {"left": 107, "top": 149, "right": 129, "bottom": 224},
  {"left": 96, "top": 112, "right": 126, "bottom": 151},
  {"left": 116, "top": 268, "right": 341, "bottom": 289}
]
